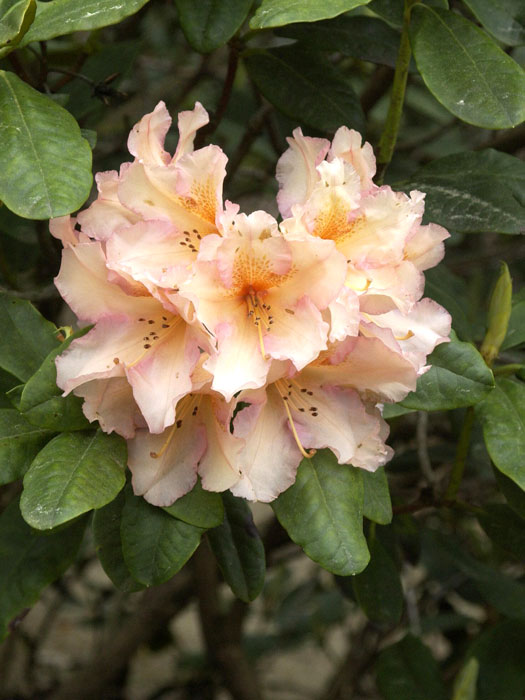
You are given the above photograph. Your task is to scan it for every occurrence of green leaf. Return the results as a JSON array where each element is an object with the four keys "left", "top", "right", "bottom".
[
  {"left": 121, "top": 487, "right": 203, "bottom": 586},
  {"left": 410, "top": 6, "right": 525, "bottom": 129},
  {"left": 0, "top": 293, "right": 59, "bottom": 382},
  {"left": 92, "top": 490, "right": 144, "bottom": 593},
  {"left": 0, "top": 408, "right": 52, "bottom": 485},
  {"left": 462, "top": 0, "right": 525, "bottom": 47},
  {"left": 18, "top": 329, "right": 91, "bottom": 431},
  {"left": 0, "top": 0, "right": 36, "bottom": 56},
  {"left": 476, "top": 378, "right": 525, "bottom": 490},
  {"left": 401, "top": 334, "right": 495, "bottom": 411},
  {"left": 272, "top": 449, "right": 369, "bottom": 576},
  {"left": 164, "top": 479, "right": 224, "bottom": 529},
  {"left": 0, "top": 71, "right": 92, "bottom": 219},
  {"left": 501, "top": 299, "right": 525, "bottom": 350},
  {"left": 19, "top": 0, "right": 152, "bottom": 45},
  {"left": 452, "top": 658, "right": 479, "bottom": 700},
  {"left": 20, "top": 429, "right": 127, "bottom": 530},
  {"left": 495, "top": 468, "right": 525, "bottom": 519},
  {"left": 399, "top": 150, "right": 525, "bottom": 234},
  {"left": 467, "top": 621, "right": 525, "bottom": 700},
  {"left": 352, "top": 536, "right": 403, "bottom": 624},
  {"left": 362, "top": 467, "right": 392, "bottom": 524},
  {"left": 175, "top": 0, "right": 253, "bottom": 53},
  {"left": 0, "top": 498, "right": 85, "bottom": 641},
  {"left": 376, "top": 634, "right": 447, "bottom": 700},
  {"left": 249, "top": 0, "right": 371, "bottom": 29},
  {"left": 207, "top": 493, "right": 265, "bottom": 602},
  {"left": 244, "top": 46, "right": 365, "bottom": 134},
  {"left": 478, "top": 504, "right": 525, "bottom": 558},
  {"left": 423, "top": 528, "right": 525, "bottom": 621},
  {"left": 424, "top": 266, "right": 474, "bottom": 341},
  {"left": 277, "top": 15, "right": 402, "bottom": 68}
]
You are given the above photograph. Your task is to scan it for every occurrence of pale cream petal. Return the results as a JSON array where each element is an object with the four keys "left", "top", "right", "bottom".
[
  {"left": 329, "top": 126, "right": 377, "bottom": 190},
  {"left": 74, "top": 376, "right": 142, "bottom": 439},
  {"left": 276, "top": 127, "right": 330, "bottom": 217},
  {"left": 127, "top": 101, "right": 172, "bottom": 165},
  {"left": 128, "top": 421, "right": 205, "bottom": 506},
  {"left": 197, "top": 396, "right": 243, "bottom": 492},
  {"left": 231, "top": 386, "right": 301, "bottom": 502},
  {"left": 173, "top": 101, "right": 209, "bottom": 161},
  {"left": 54, "top": 240, "right": 160, "bottom": 323}
]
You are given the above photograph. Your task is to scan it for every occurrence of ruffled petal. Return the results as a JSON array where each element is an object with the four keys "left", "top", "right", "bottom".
[
  {"left": 276, "top": 127, "right": 330, "bottom": 218},
  {"left": 173, "top": 101, "right": 209, "bottom": 161},
  {"left": 127, "top": 101, "right": 172, "bottom": 165},
  {"left": 74, "top": 376, "right": 143, "bottom": 439},
  {"left": 197, "top": 396, "right": 243, "bottom": 492},
  {"left": 329, "top": 126, "right": 377, "bottom": 190},
  {"left": 76, "top": 169, "right": 140, "bottom": 241},
  {"left": 54, "top": 240, "right": 160, "bottom": 323}
]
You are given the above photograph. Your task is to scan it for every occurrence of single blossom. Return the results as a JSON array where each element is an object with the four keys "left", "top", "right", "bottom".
[{"left": 176, "top": 205, "right": 350, "bottom": 400}]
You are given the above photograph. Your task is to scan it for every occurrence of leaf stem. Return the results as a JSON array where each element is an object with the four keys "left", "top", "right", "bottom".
[
  {"left": 493, "top": 363, "right": 524, "bottom": 376},
  {"left": 445, "top": 406, "right": 475, "bottom": 501},
  {"left": 376, "top": 0, "right": 418, "bottom": 183}
]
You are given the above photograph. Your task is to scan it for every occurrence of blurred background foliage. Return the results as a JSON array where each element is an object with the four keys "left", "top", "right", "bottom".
[{"left": 0, "top": 0, "right": 524, "bottom": 698}]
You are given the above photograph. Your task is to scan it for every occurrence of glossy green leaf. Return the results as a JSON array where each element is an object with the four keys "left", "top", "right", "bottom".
[
  {"left": 352, "top": 537, "right": 403, "bottom": 624},
  {"left": 278, "top": 15, "right": 402, "bottom": 68},
  {"left": 362, "top": 467, "right": 392, "bottom": 524},
  {"left": 207, "top": 493, "right": 265, "bottom": 602},
  {"left": 501, "top": 300, "right": 525, "bottom": 350},
  {"left": 401, "top": 334, "right": 495, "bottom": 411},
  {"left": 18, "top": 329, "right": 90, "bottom": 431},
  {"left": 164, "top": 479, "right": 224, "bottom": 529},
  {"left": 244, "top": 47, "right": 365, "bottom": 133},
  {"left": 399, "top": 150, "right": 525, "bottom": 234},
  {"left": 495, "top": 468, "right": 525, "bottom": 519},
  {"left": 476, "top": 378, "right": 525, "bottom": 490},
  {"left": 424, "top": 266, "right": 474, "bottom": 341},
  {"left": 0, "top": 71, "right": 92, "bottom": 219},
  {"left": 462, "top": 0, "right": 525, "bottom": 47},
  {"left": 0, "top": 0, "right": 35, "bottom": 56},
  {"left": 452, "top": 658, "right": 479, "bottom": 700},
  {"left": 92, "top": 490, "right": 144, "bottom": 593},
  {"left": 0, "top": 293, "right": 59, "bottom": 382},
  {"left": 478, "top": 504, "right": 525, "bottom": 558},
  {"left": 19, "top": 0, "right": 152, "bottom": 45},
  {"left": 272, "top": 450, "right": 369, "bottom": 576},
  {"left": 0, "top": 499, "right": 85, "bottom": 641},
  {"left": 376, "top": 634, "right": 447, "bottom": 700},
  {"left": 121, "top": 487, "right": 203, "bottom": 586},
  {"left": 175, "top": 0, "right": 252, "bottom": 53},
  {"left": 480, "top": 262, "right": 512, "bottom": 365},
  {"left": 250, "top": 0, "right": 370, "bottom": 29},
  {"left": 0, "top": 409, "right": 52, "bottom": 485},
  {"left": 467, "top": 621, "right": 525, "bottom": 700},
  {"left": 21, "top": 429, "right": 127, "bottom": 530},
  {"left": 410, "top": 6, "right": 525, "bottom": 128}
]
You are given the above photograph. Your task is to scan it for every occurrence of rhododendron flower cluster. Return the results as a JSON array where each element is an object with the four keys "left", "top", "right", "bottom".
[{"left": 51, "top": 102, "right": 451, "bottom": 505}]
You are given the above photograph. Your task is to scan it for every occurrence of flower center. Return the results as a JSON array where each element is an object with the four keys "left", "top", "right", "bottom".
[{"left": 246, "top": 289, "right": 274, "bottom": 359}]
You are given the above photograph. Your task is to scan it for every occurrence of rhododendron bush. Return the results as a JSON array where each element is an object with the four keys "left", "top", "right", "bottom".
[{"left": 0, "top": 1, "right": 524, "bottom": 698}]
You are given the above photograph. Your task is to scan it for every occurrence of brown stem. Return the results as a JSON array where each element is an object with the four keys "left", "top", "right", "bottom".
[
  {"left": 226, "top": 103, "right": 274, "bottom": 184},
  {"left": 194, "top": 42, "right": 240, "bottom": 149},
  {"left": 193, "top": 540, "right": 263, "bottom": 700},
  {"left": 51, "top": 572, "right": 193, "bottom": 700}
]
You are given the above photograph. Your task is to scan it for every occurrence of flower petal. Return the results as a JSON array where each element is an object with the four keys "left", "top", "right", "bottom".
[
  {"left": 127, "top": 101, "right": 172, "bottom": 165},
  {"left": 231, "top": 387, "right": 301, "bottom": 502},
  {"left": 173, "top": 101, "right": 209, "bottom": 161},
  {"left": 74, "top": 376, "right": 143, "bottom": 439},
  {"left": 329, "top": 126, "right": 377, "bottom": 190},
  {"left": 276, "top": 127, "right": 330, "bottom": 218},
  {"left": 128, "top": 421, "right": 205, "bottom": 506},
  {"left": 197, "top": 396, "right": 244, "bottom": 492},
  {"left": 55, "top": 240, "right": 160, "bottom": 323}
]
